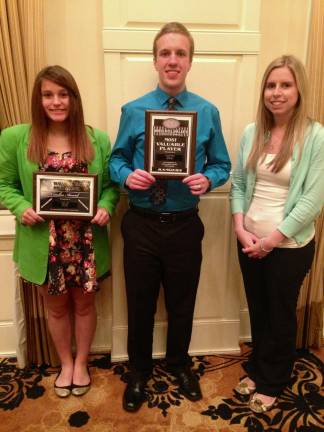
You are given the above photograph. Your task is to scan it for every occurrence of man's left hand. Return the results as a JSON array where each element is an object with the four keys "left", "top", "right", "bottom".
[
  {"left": 183, "top": 174, "right": 210, "bottom": 195},
  {"left": 91, "top": 208, "right": 110, "bottom": 226}
]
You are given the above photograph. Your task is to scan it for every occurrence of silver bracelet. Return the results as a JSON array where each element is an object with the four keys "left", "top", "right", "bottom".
[{"left": 260, "top": 238, "right": 273, "bottom": 253}]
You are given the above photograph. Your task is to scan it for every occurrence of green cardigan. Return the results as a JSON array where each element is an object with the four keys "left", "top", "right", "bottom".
[
  {"left": 0, "top": 124, "right": 120, "bottom": 284},
  {"left": 230, "top": 121, "right": 324, "bottom": 245}
]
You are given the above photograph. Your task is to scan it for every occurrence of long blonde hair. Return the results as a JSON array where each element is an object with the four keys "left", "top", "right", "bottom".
[
  {"left": 28, "top": 65, "right": 94, "bottom": 164},
  {"left": 247, "top": 55, "right": 310, "bottom": 173}
]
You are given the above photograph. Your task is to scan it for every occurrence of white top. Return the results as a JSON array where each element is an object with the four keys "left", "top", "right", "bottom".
[{"left": 244, "top": 154, "right": 312, "bottom": 248}]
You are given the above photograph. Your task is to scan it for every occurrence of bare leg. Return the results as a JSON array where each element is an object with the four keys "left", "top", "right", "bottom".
[
  {"left": 39, "top": 285, "right": 73, "bottom": 386},
  {"left": 71, "top": 288, "right": 97, "bottom": 385}
]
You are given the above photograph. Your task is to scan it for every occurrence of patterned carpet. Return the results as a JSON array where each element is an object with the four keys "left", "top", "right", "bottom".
[{"left": 0, "top": 344, "right": 323, "bottom": 431}]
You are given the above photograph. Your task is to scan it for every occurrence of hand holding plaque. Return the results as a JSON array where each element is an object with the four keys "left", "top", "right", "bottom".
[
  {"left": 144, "top": 110, "right": 197, "bottom": 179},
  {"left": 33, "top": 172, "right": 98, "bottom": 220}
]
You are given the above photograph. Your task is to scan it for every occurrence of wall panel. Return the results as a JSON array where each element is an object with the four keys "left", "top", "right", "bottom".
[
  {"left": 103, "top": 0, "right": 261, "bottom": 361},
  {"left": 0, "top": 0, "right": 312, "bottom": 358},
  {"left": 0, "top": 214, "right": 17, "bottom": 356}
]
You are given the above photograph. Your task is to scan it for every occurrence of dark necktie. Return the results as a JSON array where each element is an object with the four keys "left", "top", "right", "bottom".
[
  {"left": 167, "top": 97, "right": 177, "bottom": 110},
  {"left": 149, "top": 97, "right": 178, "bottom": 206}
]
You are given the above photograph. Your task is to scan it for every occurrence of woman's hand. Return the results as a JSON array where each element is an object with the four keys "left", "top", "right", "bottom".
[
  {"left": 235, "top": 227, "right": 259, "bottom": 250},
  {"left": 91, "top": 208, "right": 110, "bottom": 226},
  {"left": 233, "top": 215, "right": 259, "bottom": 250},
  {"left": 242, "top": 238, "right": 272, "bottom": 259},
  {"left": 243, "top": 232, "right": 284, "bottom": 259},
  {"left": 21, "top": 208, "right": 45, "bottom": 226}
]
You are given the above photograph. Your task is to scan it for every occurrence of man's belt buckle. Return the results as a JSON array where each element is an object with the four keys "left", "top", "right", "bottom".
[{"left": 159, "top": 213, "right": 175, "bottom": 223}]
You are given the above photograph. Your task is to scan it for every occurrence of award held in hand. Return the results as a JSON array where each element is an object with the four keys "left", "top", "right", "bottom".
[
  {"left": 33, "top": 172, "right": 98, "bottom": 220},
  {"left": 144, "top": 110, "right": 197, "bottom": 179}
]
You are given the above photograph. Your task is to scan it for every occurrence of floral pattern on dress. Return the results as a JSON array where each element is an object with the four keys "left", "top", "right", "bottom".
[{"left": 41, "top": 151, "right": 98, "bottom": 295}]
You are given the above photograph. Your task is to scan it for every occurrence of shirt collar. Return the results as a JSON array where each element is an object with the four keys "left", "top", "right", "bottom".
[{"left": 155, "top": 86, "right": 188, "bottom": 108}]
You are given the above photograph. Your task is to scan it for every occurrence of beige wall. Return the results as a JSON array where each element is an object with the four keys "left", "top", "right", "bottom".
[
  {"left": 0, "top": 0, "right": 313, "bottom": 356},
  {"left": 102, "top": 0, "right": 262, "bottom": 359},
  {"left": 259, "top": 0, "right": 311, "bottom": 66},
  {"left": 44, "top": 0, "right": 107, "bottom": 130},
  {"left": 256, "top": 0, "right": 311, "bottom": 104},
  {"left": 44, "top": 0, "right": 312, "bottom": 135}
]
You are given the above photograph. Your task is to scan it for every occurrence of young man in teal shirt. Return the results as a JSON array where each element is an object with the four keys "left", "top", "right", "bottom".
[{"left": 110, "top": 22, "right": 231, "bottom": 412}]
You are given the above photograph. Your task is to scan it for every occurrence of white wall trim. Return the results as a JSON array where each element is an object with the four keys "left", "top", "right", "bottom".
[
  {"left": 111, "top": 318, "right": 241, "bottom": 362},
  {"left": 0, "top": 212, "right": 15, "bottom": 236}
]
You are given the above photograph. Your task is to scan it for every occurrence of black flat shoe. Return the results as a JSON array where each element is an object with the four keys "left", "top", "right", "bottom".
[
  {"left": 123, "top": 374, "right": 147, "bottom": 412},
  {"left": 54, "top": 370, "right": 72, "bottom": 398},
  {"left": 173, "top": 367, "right": 202, "bottom": 402}
]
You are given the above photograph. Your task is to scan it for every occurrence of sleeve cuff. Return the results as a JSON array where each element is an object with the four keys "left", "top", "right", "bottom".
[{"left": 120, "top": 168, "right": 133, "bottom": 188}]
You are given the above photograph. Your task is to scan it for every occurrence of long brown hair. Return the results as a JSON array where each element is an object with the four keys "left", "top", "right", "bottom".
[
  {"left": 247, "top": 55, "right": 310, "bottom": 173},
  {"left": 28, "top": 65, "right": 94, "bottom": 163}
]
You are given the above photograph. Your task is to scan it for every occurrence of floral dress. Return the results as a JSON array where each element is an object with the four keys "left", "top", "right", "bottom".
[{"left": 41, "top": 151, "right": 98, "bottom": 295}]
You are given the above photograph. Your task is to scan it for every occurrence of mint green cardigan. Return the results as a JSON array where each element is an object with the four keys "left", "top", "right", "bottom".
[
  {"left": 0, "top": 124, "right": 120, "bottom": 284},
  {"left": 230, "top": 121, "right": 324, "bottom": 245}
]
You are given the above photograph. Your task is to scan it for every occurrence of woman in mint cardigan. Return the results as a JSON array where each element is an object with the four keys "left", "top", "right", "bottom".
[
  {"left": 230, "top": 56, "right": 324, "bottom": 413},
  {"left": 0, "top": 66, "right": 119, "bottom": 397}
]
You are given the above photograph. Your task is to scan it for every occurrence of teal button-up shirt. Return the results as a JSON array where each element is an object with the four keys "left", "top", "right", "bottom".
[{"left": 109, "top": 86, "right": 231, "bottom": 212}]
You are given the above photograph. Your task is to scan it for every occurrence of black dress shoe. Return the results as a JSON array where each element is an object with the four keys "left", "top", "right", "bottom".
[
  {"left": 123, "top": 375, "right": 147, "bottom": 412},
  {"left": 174, "top": 367, "right": 202, "bottom": 401}
]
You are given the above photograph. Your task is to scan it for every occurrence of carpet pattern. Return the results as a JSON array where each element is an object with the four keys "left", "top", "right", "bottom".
[{"left": 0, "top": 345, "right": 323, "bottom": 431}]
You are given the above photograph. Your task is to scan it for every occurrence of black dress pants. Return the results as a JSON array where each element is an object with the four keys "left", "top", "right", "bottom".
[
  {"left": 238, "top": 239, "right": 315, "bottom": 396},
  {"left": 121, "top": 207, "right": 204, "bottom": 374}
]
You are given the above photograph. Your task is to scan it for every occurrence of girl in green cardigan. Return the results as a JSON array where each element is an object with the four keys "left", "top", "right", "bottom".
[{"left": 0, "top": 66, "right": 119, "bottom": 397}]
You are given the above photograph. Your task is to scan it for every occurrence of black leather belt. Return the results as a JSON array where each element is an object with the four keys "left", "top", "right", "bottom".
[{"left": 130, "top": 204, "right": 198, "bottom": 223}]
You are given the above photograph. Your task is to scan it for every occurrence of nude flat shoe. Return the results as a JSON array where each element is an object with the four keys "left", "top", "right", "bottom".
[
  {"left": 71, "top": 367, "right": 91, "bottom": 396},
  {"left": 249, "top": 393, "right": 277, "bottom": 413},
  {"left": 235, "top": 377, "right": 256, "bottom": 395},
  {"left": 54, "top": 370, "right": 72, "bottom": 398},
  {"left": 71, "top": 382, "right": 91, "bottom": 396}
]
